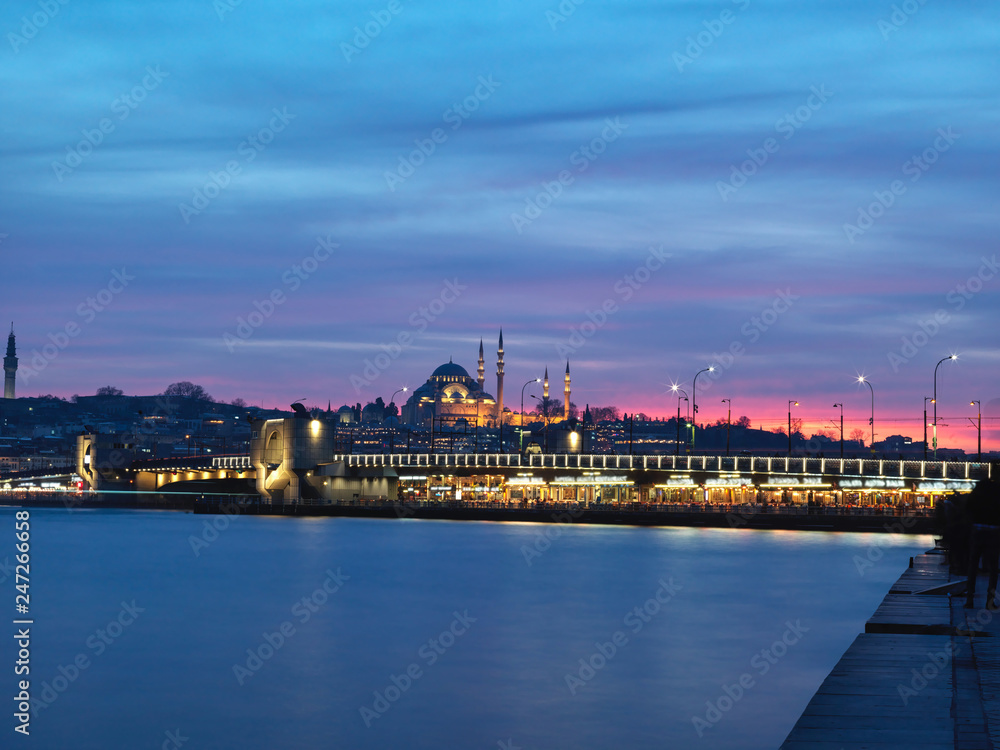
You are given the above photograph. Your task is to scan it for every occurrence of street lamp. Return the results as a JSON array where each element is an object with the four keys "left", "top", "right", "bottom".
[
  {"left": 857, "top": 376, "right": 875, "bottom": 454},
  {"left": 521, "top": 378, "right": 540, "bottom": 452},
  {"left": 388, "top": 387, "right": 407, "bottom": 454},
  {"left": 787, "top": 401, "right": 798, "bottom": 456},
  {"left": 932, "top": 354, "right": 957, "bottom": 458},
  {"left": 531, "top": 395, "right": 549, "bottom": 453},
  {"left": 670, "top": 385, "right": 689, "bottom": 456},
  {"left": 970, "top": 400, "right": 982, "bottom": 461},
  {"left": 923, "top": 397, "right": 934, "bottom": 460},
  {"left": 833, "top": 403, "right": 843, "bottom": 459},
  {"left": 721, "top": 398, "right": 731, "bottom": 456},
  {"left": 691, "top": 366, "right": 715, "bottom": 453}
]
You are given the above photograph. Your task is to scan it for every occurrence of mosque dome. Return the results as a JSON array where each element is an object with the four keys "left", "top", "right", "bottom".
[{"left": 431, "top": 360, "right": 471, "bottom": 379}]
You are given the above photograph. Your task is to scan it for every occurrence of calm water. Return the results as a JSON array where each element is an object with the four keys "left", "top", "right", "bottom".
[{"left": 5, "top": 508, "right": 929, "bottom": 749}]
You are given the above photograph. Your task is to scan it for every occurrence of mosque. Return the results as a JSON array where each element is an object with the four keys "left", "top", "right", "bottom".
[{"left": 400, "top": 330, "right": 570, "bottom": 428}]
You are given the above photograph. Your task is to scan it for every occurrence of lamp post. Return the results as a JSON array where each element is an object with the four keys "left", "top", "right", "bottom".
[
  {"left": 932, "top": 354, "right": 957, "bottom": 458},
  {"left": 388, "top": 387, "right": 407, "bottom": 454},
  {"left": 971, "top": 400, "right": 982, "bottom": 461},
  {"left": 531, "top": 395, "right": 548, "bottom": 452},
  {"left": 857, "top": 376, "right": 875, "bottom": 454},
  {"left": 521, "top": 378, "right": 540, "bottom": 453},
  {"left": 671, "top": 386, "right": 689, "bottom": 456},
  {"left": 787, "top": 401, "right": 798, "bottom": 456},
  {"left": 833, "top": 403, "right": 843, "bottom": 459},
  {"left": 721, "top": 398, "right": 731, "bottom": 456},
  {"left": 923, "top": 397, "right": 934, "bottom": 460},
  {"left": 691, "top": 366, "right": 715, "bottom": 453}
]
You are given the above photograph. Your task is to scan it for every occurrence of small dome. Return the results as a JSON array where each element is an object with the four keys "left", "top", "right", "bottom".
[{"left": 431, "top": 361, "right": 471, "bottom": 379}]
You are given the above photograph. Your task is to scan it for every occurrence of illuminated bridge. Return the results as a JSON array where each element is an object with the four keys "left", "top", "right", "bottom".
[{"left": 72, "top": 418, "right": 992, "bottom": 506}]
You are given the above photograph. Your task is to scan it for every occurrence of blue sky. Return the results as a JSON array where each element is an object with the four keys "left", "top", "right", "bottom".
[{"left": 1, "top": 0, "right": 998, "bottom": 447}]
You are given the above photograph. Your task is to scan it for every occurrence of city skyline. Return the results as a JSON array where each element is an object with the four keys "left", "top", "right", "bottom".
[
  {"left": 1, "top": 2, "right": 997, "bottom": 452},
  {"left": 2, "top": 322, "right": 991, "bottom": 454}
]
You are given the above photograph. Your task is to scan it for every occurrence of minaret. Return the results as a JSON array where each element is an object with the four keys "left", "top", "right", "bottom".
[
  {"left": 495, "top": 329, "right": 504, "bottom": 423},
  {"left": 4, "top": 323, "right": 17, "bottom": 400},
  {"left": 564, "top": 361, "right": 571, "bottom": 419},
  {"left": 477, "top": 339, "right": 485, "bottom": 390},
  {"left": 543, "top": 367, "right": 549, "bottom": 400}
]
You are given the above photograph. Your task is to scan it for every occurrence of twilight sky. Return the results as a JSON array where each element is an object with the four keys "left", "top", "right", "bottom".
[{"left": 1, "top": 0, "right": 998, "bottom": 449}]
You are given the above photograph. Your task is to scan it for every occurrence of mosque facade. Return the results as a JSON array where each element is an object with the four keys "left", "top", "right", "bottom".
[{"left": 400, "top": 331, "right": 570, "bottom": 428}]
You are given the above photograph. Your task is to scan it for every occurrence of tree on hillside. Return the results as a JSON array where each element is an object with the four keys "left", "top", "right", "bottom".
[
  {"left": 163, "top": 382, "right": 213, "bottom": 401},
  {"left": 96, "top": 386, "right": 123, "bottom": 396},
  {"left": 589, "top": 405, "right": 620, "bottom": 422},
  {"left": 531, "top": 398, "right": 579, "bottom": 420},
  {"left": 773, "top": 419, "right": 804, "bottom": 437},
  {"left": 230, "top": 397, "right": 248, "bottom": 408},
  {"left": 849, "top": 428, "right": 867, "bottom": 446},
  {"left": 735, "top": 416, "right": 751, "bottom": 428}
]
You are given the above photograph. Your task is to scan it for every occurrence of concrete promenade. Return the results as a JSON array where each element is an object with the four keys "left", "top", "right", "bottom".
[{"left": 781, "top": 551, "right": 1000, "bottom": 749}]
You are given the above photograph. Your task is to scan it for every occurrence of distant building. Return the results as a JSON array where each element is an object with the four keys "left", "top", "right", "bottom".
[
  {"left": 402, "top": 358, "right": 498, "bottom": 428},
  {"left": 400, "top": 331, "right": 572, "bottom": 430},
  {"left": 4, "top": 323, "right": 16, "bottom": 399}
]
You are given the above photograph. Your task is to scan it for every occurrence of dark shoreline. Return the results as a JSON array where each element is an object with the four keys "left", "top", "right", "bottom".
[{"left": 0, "top": 493, "right": 937, "bottom": 533}]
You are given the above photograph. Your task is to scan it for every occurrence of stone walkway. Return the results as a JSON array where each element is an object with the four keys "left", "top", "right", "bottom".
[{"left": 781, "top": 551, "right": 1000, "bottom": 749}]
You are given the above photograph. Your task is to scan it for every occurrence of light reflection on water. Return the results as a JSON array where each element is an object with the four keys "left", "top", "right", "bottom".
[{"left": 14, "top": 508, "right": 930, "bottom": 749}]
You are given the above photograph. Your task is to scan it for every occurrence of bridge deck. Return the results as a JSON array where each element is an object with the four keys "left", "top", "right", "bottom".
[{"left": 199, "top": 452, "right": 991, "bottom": 484}]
